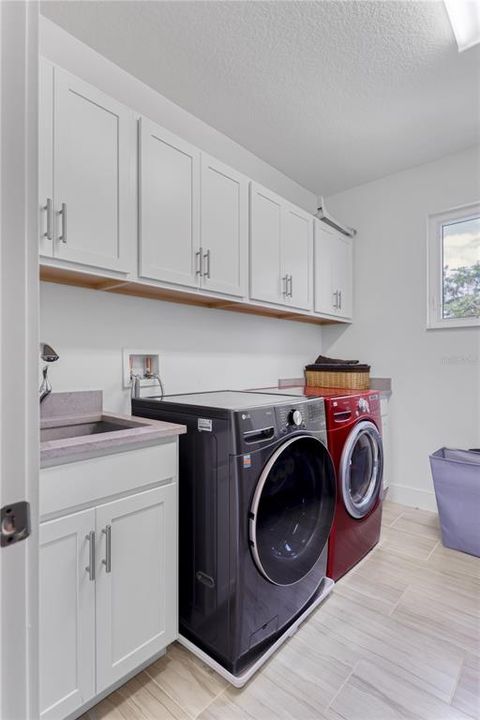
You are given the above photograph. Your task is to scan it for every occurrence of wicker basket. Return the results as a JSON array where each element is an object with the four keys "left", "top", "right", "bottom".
[{"left": 305, "top": 367, "right": 370, "bottom": 390}]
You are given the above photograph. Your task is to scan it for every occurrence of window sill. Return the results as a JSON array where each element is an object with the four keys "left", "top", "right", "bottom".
[{"left": 426, "top": 317, "right": 480, "bottom": 330}]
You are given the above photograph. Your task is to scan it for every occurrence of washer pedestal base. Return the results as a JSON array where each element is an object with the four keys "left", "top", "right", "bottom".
[{"left": 178, "top": 576, "right": 335, "bottom": 688}]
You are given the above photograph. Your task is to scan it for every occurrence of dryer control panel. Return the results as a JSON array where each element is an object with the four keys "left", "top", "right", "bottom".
[{"left": 329, "top": 391, "right": 381, "bottom": 425}]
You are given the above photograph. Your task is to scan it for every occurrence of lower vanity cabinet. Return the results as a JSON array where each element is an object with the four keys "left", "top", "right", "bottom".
[
  {"left": 39, "top": 508, "right": 96, "bottom": 720},
  {"left": 39, "top": 483, "right": 177, "bottom": 720},
  {"left": 95, "top": 484, "right": 177, "bottom": 689}
]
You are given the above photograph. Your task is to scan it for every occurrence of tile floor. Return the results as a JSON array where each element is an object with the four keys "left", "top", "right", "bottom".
[{"left": 82, "top": 501, "right": 480, "bottom": 720}]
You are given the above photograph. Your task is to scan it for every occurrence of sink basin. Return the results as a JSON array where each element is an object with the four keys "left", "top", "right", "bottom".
[{"left": 40, "top": 419, "right": 140, "bottom": 443}]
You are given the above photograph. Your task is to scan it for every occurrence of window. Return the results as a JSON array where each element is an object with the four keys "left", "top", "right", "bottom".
[{"left": 427, "top": 203, "right": 480, "bottom": 329}]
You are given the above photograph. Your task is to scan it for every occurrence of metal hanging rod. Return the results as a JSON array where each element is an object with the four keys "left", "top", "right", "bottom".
[{"left": 315, "top": 197, "right": 357, "bottom": 238}]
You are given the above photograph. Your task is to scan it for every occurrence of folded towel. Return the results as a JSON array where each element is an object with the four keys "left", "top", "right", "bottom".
[
  {"left": 314, "top": 354, "right": 359, "bottom": 365},
  {"left": 306, "top": 363, "right": 370, "bottom": 373}
]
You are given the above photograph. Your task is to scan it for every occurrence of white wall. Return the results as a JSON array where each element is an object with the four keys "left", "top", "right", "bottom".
[
  {"left": 39, "top": 16, "right": 317, "bottom": 213},
  {"left": 40, "top": 282, "right": 322, "bottom": 415},
  {"left": 322, "top": 146, "right": 480, "bottom": 510}
]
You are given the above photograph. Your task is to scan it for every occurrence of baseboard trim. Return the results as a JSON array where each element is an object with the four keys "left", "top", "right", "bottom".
[{"left": 387, "top": 484, "right": 437, "bottom": 511}]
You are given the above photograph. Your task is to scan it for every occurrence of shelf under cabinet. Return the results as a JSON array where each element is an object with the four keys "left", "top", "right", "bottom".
[{"left": 40, "top": 264, "right": 345, "bottom": 326}]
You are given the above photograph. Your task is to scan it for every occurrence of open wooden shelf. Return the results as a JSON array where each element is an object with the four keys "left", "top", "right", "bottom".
[{"left": 40, "top": 265, "right": 339, "bottom": 326}]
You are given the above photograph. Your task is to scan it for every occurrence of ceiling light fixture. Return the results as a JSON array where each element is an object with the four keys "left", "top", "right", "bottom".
[{"left": 444, "top": 0, "right": 480, "bottom": 52}]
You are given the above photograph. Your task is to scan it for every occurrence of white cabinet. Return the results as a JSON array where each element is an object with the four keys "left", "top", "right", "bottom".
[
  {"left": 314, "top": 220, "right": 353, "bottom": 320},
  {"left": 139, "top": 126, "right": 248, "bottom": 298},
  {"left": 96, "top": 484, "right": 177, "bottom": 689},
  {"left": 282, "top": 204, "right": 313, "bottom": 311},
  {"left": 39, "top": 466, "right": 178, "bottom": 720},
  {"left": 39, "top": 509, "right": 95, "bottom": 719},
  {"left": 39, "top": 61, "right": 136, "bottom": 273},
  {"left": 39, "top": 60, "right": 54, "bottom": 259},
  {"left": 200, "top": 154, "right": 248, "bottom": 298},
  {"left": 38, "top": 60, "right": 355, "bottom": 324},
  {"left": 250, "top": 183, "right": 313, "bottom": 310},
  {"left": 250, "top": 184, "right": 283, "bottom": 305},
  {"left": 139, "top": 117, "right": 200, "bottom": 288},
  {"left": 380, "top": 396, "right": 391, "bottom": 492}
]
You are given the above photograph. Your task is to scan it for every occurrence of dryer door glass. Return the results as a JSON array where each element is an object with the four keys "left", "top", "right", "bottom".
[
  {"left": 341, "top": 421, "right": 383, "bottom": 519},
  {"left": 249, "top": 435, "right": 336, "bottom": 586}
]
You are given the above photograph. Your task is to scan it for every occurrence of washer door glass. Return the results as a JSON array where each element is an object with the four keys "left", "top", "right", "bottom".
[
  {"left": 341, "top": 421, "right": 383, "bottom": 519},
  {"left": 249, "top": 435, "right": 336, "bottom": 586}
]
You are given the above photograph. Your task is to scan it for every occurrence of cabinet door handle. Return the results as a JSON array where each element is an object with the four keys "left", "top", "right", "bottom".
[
  {"left": 195, "top": 247, "right": 203, "bottom": 276},
  {"left": 333, "top": 290, "right": 338, "bottom": 309},
  {"left": 282, "top": 275, "right": 288, "bottom": 297},
  {"left": 339, "top": 290, "right": 342, "bottom": 310},
  {"left": 102, "top": 524, "right": 112, "bottom": 573},
  {"left": 288, "top": 275, "right": 293, "bottom": 298},
  {"left": 203, "top": 249, "right": 211, "bottom": 279},
  {"left": 42, "top": 198, "right": 53, "bottom": 241},
  {"left": 58, "top": 203, "right": 67, "bottom": 244},
  {"left": 85, "top": 530, "right": 96, "bottom": 582}
]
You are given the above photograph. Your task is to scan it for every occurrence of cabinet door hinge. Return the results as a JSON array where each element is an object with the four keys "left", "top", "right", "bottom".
[{"left": 1, "top": 501, "right": 31, "bottom": 547}]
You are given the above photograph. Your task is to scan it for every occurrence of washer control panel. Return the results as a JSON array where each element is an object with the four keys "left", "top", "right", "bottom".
[
  {"left": 276, "top": 398, "right": 326, "bottom": 435},
  {"left": 234, "top": 398, "right": 327, "bottom": 452}
]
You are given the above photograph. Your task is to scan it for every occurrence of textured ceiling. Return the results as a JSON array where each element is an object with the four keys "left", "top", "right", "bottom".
[{"left": 40, "top": 1, "right": 480, "bottom": 196}]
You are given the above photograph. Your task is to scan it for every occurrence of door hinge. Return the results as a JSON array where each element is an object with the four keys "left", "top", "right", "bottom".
[{"left": 1, "top": 501, "right": 31, "bottom": 547}]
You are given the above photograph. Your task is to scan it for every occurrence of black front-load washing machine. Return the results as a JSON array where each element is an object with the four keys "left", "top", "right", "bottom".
[{"left": 132, "top": 390, "right": 336, "bottom": 679}]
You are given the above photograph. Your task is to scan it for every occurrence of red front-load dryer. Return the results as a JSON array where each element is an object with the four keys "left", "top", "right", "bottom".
[
  {"left": 247, "top": 385, "right": 384, "bottom": 582},
  {"left": 305, "top": 388, "right": 384, "bottom": 581}
]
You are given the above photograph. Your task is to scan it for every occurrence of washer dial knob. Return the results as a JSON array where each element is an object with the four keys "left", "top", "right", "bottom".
[
  {"left": 289, "top": 409, "right": 303, "bottom": 426},
  {"left": 358, "top": 398, "right": 370, "bottom": 413}
]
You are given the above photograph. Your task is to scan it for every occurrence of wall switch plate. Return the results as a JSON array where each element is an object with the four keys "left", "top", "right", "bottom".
[{"left": 122, "top": 349, "right": 162, "bottom": 389}]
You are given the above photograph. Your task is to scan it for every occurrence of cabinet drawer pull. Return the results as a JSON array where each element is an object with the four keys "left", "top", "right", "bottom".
[
  {"left": 288, "top": 275, "right": 293, "bottom": 298},
  {"left": 282, "top": 275, "right": 288, "bottom": 297},
  {"left": 85, "top": 530, "right": 95, "bottom": 582},
  {"left": 42, "top": 198, "right": 53, "bottom": 241},
  {"left": 203, "top": 249, "right": 211, "bottom": 279},
  {"left": 58, "top": 203, "right": 67, "bottom": 244},
  {"left": 195, "top": 247, "right": 203, "bottom": 276},
  {"left": 102, "top": 524, "right": 112, "bottom": 573},
  {"left": 338, "top": 290, "right": 342, "bottom": 310},
  {"left": 333, "top": 290, "right": 339, "bottom": 309}
]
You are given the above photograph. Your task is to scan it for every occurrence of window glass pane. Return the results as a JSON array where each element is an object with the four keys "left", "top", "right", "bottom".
[{"left": 442, "top": 217, "right": 480, "bottom": 319}]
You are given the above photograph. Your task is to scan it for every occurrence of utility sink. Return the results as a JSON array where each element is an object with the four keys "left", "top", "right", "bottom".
[{"left": 40, "top": 418, "right": 141, "bottom": 443}]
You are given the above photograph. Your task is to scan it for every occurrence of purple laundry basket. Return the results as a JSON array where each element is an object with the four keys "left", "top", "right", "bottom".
[{"left": 429, "top": 448, "right": 480, "bottom": 557}]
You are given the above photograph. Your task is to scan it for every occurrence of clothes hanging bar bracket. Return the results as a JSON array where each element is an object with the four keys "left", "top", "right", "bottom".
[{"left": 315, "top": 197, "right": 357, "bottom": 237}]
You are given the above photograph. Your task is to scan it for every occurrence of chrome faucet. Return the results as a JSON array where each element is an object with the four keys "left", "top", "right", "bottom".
[{"left": 39, "top": 342, "right": 59, "bottom": 403}]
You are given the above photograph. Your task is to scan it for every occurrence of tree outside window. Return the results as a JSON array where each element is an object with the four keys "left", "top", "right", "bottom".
[{"left": 442, "top": 217, "right": 480, "bottom": 320}]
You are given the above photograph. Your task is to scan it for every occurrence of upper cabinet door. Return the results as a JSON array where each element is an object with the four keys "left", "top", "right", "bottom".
[
  {"left": 200, "top": 154, "right": 247, "bottom": 298},
  {"left": 139, "top": 118, "right": 200, "bottom": 288},
  {"left": 39, "top": 509, "right": 96, "bottom": 720},
  {"left": 282, "top": 205, "right": 313, "bottom": 311},
  {"left": 95, "top": 484, "right": 178, "bottom": 692},
  {"left": 53, "top": 68, "right": 135, "bottom": 273},
  {"left": 335, "top": 233, "right": 353, "bottom": 319},
  {"left": 39, "top": 59, "right": 54, "bottom": 258},
  {"left": 250, "top": 183, "right": 284, "bottom": 305},
  {"left": 314, "top": 220, "right": 353, "bottom": 320},
  {"left": 314, "top": 221, "right": 337, "bottom": 316}
]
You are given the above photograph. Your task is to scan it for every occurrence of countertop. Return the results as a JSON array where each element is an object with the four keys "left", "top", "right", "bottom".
[
  {"left": 40, "top": 391, "right": 186, "bottom": 468},
  {"left": 276, "top": 376, "right": 392, "bottom": 398}
]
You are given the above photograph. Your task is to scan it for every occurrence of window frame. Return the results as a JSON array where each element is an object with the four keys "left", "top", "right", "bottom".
[{"left": 427, "top": 202, "right": 480, "bottom": 330}]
